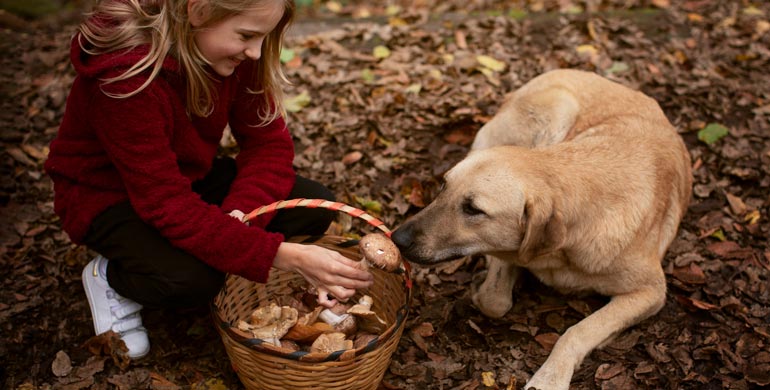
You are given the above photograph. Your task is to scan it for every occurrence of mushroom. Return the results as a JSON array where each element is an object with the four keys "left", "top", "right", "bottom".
[
  {"left": 280, "top": 339, "right": 301, "bottom": 352},
  {"left": 317, "top": 302, "right": 358, "bottom": 336},
  {"left": 310, "top": 332, "right": 353, "bottom": 354},
  {"left": 237, "top": 303, "right": 298, "bottom": 346},
  {"left": 346, "top": 295, "right": 387, "bottom": 334},
  {"left": 358, "top": 233, "right": 402, "bottom": 272},
  {"left": 353, "top": 333, "right": 378, "bottom": 349},
  {"left": 284, "top": 306, "right": 334, "bottom": 343}
]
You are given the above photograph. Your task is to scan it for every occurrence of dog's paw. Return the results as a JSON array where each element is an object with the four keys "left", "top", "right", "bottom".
[
  {"left": 471, "top": 289, "right": 512, "bottom": 318},
  {"left": 525, "top": 369, "right": 571, "bottom": 390}
]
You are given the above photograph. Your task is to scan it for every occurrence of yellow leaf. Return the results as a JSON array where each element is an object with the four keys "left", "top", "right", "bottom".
[
  {"left": 284, "top": 91, "right": 311, "bottom": 113},
  {"left": 743, "top": 6, "right": 764, "bottom": 16},
  {"left": 352, "top": 6, "right": 371, "bottom": 18},
  {"left": 482, "top": 371, "right": 496, "bottom": 387},
  {"left": 325, "top": 1, "right": 342, "bottom": 13},
  {"left": 193, "top": 378, "right": 228, "bottom": 390},
  {"left": 405, "top": 83, "right": 422, "bottom": 94},
  {"left": 373, "top": 45, "right": 391, "bottom": 59},
  {"left": 476, "top": 55, "right": 506, "bottom": 72},
  {"left": 745, "top": 210, "right": 761, "bottom": 225},
  {"left": 576, "top": 44, "right": 598, "bottom": 55},
  {"left": 388, "top": 17, "right": 407, "bottom": 27},
  {"left": 442, "top": 54, "right": 454, "bottom": 66},
  {"left": 385, "top": 5, "right": 401, "bottom": 16}
]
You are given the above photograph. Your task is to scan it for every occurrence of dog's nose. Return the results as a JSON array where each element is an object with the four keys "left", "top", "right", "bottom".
[{"left": 390, "top": 223, "right": 414, "bottom": 251}]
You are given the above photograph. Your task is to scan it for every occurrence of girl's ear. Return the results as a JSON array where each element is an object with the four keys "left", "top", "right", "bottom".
[{"left": 188, "top": 0, "right": 209, "bottom": 27}]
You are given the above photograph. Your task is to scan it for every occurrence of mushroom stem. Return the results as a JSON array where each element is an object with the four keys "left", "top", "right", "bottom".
[
  {"left": 318, "top": 307, "right": 357, "bottom": 335},
  {"left": 318, "top": 309, "right": 349, "bottom": 327}
]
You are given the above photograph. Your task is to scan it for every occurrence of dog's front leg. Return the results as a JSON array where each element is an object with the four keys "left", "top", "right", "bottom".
[
  {"left": 472, "top": 255, "right": 521, "bottom": 318},
  {"left": 524, "top": 285, "right": 665, "bottom": 390}
]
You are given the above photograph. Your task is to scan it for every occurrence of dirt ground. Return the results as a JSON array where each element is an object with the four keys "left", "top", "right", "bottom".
[{"left": 1, "top": 1, "right": 769, "bottom": 389}]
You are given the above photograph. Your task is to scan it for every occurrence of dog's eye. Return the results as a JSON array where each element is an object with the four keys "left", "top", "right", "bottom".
[{"left": 462, "top": 200, "right": 485, "bottom": 216}]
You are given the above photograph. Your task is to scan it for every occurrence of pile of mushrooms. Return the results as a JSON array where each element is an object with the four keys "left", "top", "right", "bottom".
[{"left": 236, "top": 233, "right": 402, "bottom": 354}]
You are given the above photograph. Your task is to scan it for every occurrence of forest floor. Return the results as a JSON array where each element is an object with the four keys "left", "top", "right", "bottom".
[{"left": 1, "top": 1, "right": 769, "bottom": 389}]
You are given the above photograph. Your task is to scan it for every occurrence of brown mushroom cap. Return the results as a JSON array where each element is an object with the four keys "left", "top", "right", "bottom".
[
  {"left": 347, "top": 295, "right": 387, "bottom": 334},
  {"left": 238, "top": 303, "right": 299, "bottom": 346},
  {"left": 310, "top": 332, "right": 353, "bottom": 354},
  {"left": 359, "top": 234, "right": 401, "bottom": 272}
]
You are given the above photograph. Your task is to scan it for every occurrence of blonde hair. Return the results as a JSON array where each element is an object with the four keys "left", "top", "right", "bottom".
[{"left": 79, "top": 0, "right": 294, "bottom": 123}]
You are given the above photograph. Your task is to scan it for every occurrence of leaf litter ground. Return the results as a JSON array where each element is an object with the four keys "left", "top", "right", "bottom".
[{"left": 1, "top": 1, "right": 769, "bottom": 389}]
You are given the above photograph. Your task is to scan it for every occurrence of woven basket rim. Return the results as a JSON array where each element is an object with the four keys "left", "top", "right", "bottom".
[{"left": 211, "top": 234, "right": 412, "bottom": 362}]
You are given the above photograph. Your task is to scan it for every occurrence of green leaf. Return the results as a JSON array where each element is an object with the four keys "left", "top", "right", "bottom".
[
  {"left": 709, "top": 228, "right": 726, "bottom": 242},
  {"left": 698, "top": 123, "right": 729, "bottom": 145},
  {"left": 280, "top": 48, "right": 295, "bottom": 64},
  {"left": 284, "top": 91, "right": 311, "bottom": 113},
  {"left": 508, "top": 8, "right": 528, "bottom": 20},
  {"left": 361, "top": 68, "right": 376, "bottom": 84},
  {"left": 604, "top": 61, "right": 629, "bottom": 75},
  {"left": 354, "top": 196, "right": 382, "bottom": 214}
]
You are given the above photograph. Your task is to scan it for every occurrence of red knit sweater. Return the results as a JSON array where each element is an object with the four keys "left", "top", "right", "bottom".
[{"left": 44, "top": 36, "right": 296, "bottom": 283}]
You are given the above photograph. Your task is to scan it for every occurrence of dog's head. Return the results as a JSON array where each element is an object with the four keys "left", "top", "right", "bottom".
[{"left": 392, "top": 147, "right": 565, "bottom": 265}]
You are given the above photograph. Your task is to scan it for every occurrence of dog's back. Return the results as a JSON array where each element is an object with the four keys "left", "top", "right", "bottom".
[{"left": 472, "top": 69, "right": 692, "bottom": 262}]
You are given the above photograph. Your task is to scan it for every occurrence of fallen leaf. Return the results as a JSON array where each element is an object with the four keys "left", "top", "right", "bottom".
[
  {"left": 325, "top": 1, "right": 342, "bottom": 13},
  {"left": 280, "top": 48, "right": 296, "bottom": 63},
  {"left": 534, "top": 333, "right": 560, "bottom": 352},
  {"left": 604, "top": 61, "right": 629, "bottom": 75},
  {"left": 725, "top": 192, "right": 747, "bottom": 215},
  {"left": 482, "top": 371, "right": 496, "bottom": 387},
  {"left": 373, "top": 45, "right": 391, "bottom": 59},
  {"left": 595, "top": 362, "right": 624, "bottom": 380},
  {"left": 342, "top": 151, "right": 363, "bottom": 165},
  {"left": 672, "top": 263, "right": 706, "bottom": 284},
  {"left": 744, "top": 210, "right": 761, "bottom": 224},
  {"left": 411, "top": 322, "right": 435, "bottom": 338},
  {"left": 476, "top": 55, "right": 506, "bottom": 72},
  {"left": 698, "top": 123, "right": 729, "bottom": 145},
  {"left": 284, "top": 91, "right": 311, "bottom": 113},
  {"left": 150, "top": 372, "right": 181, "bottom": 390},
  {"left": 52, "top": 350, "right": 72, "bottom": 377},
  {"left": 676, "top": 295, "right": 718, "bottom": 311}
]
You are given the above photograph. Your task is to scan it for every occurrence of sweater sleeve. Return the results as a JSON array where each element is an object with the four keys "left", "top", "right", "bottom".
[
  {"left": 222, "top": 79, "right": 296, "bottom": 228},
  {"left": 89, "top": 83, "right": 280, "bottom": 283}
]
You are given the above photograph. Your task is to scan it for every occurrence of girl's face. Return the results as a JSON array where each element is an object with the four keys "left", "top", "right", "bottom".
[{"left": 190, "top": 0, "right": 285, "bottom": 77}]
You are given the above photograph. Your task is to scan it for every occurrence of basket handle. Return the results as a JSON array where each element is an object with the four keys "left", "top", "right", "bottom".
[{"left": 243, "top": 198, "right": 392, "bottom": 236}]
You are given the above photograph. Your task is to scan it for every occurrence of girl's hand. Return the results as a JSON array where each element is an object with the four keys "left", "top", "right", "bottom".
[{"left": 273, "top": 242, "right": 373, "bottom": 307}]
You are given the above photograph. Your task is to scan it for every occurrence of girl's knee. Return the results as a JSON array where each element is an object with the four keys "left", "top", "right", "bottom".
[{"left": 158, "top": 265, "right": 225, "bottom": 308}]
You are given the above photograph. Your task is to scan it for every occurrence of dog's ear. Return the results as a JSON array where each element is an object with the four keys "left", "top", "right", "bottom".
[{"left": 518, "top": 197, "right": 566, "bottom": 261}]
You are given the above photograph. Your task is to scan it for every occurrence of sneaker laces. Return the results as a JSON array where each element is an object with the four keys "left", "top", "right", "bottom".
[{"left": 105, "top": 289, "right": 144, "bottom": 334}]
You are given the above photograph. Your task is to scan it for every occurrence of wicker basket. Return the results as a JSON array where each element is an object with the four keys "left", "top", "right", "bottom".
[{"left": 212, "top": 199, "right": 412, "bottom": 390}]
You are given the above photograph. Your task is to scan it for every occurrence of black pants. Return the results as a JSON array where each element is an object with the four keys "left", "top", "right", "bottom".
[{"left": 83, "top": 157, "right": 335, "bottom": 309}]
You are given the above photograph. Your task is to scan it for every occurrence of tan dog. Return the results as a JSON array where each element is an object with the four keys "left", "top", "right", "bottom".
[{"left": 391, "top": 69, "right": 692, "bottom": 390}]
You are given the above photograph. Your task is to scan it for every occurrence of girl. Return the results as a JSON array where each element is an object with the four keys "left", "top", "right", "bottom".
[{"left": 44, "top": 0, "right": 372, "bottom": 359}]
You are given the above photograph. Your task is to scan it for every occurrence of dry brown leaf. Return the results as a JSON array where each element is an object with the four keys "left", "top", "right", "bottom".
[
  {"left": 534, "top": 333, "right": 560, "bottom": 352},
  {"left": 672, "top": 263, "right": 706, "bottom": 284}
]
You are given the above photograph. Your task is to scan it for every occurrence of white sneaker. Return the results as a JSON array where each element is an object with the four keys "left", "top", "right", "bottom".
[{"left": 82, "top": 256, "right": 150, "bottom": 359}]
